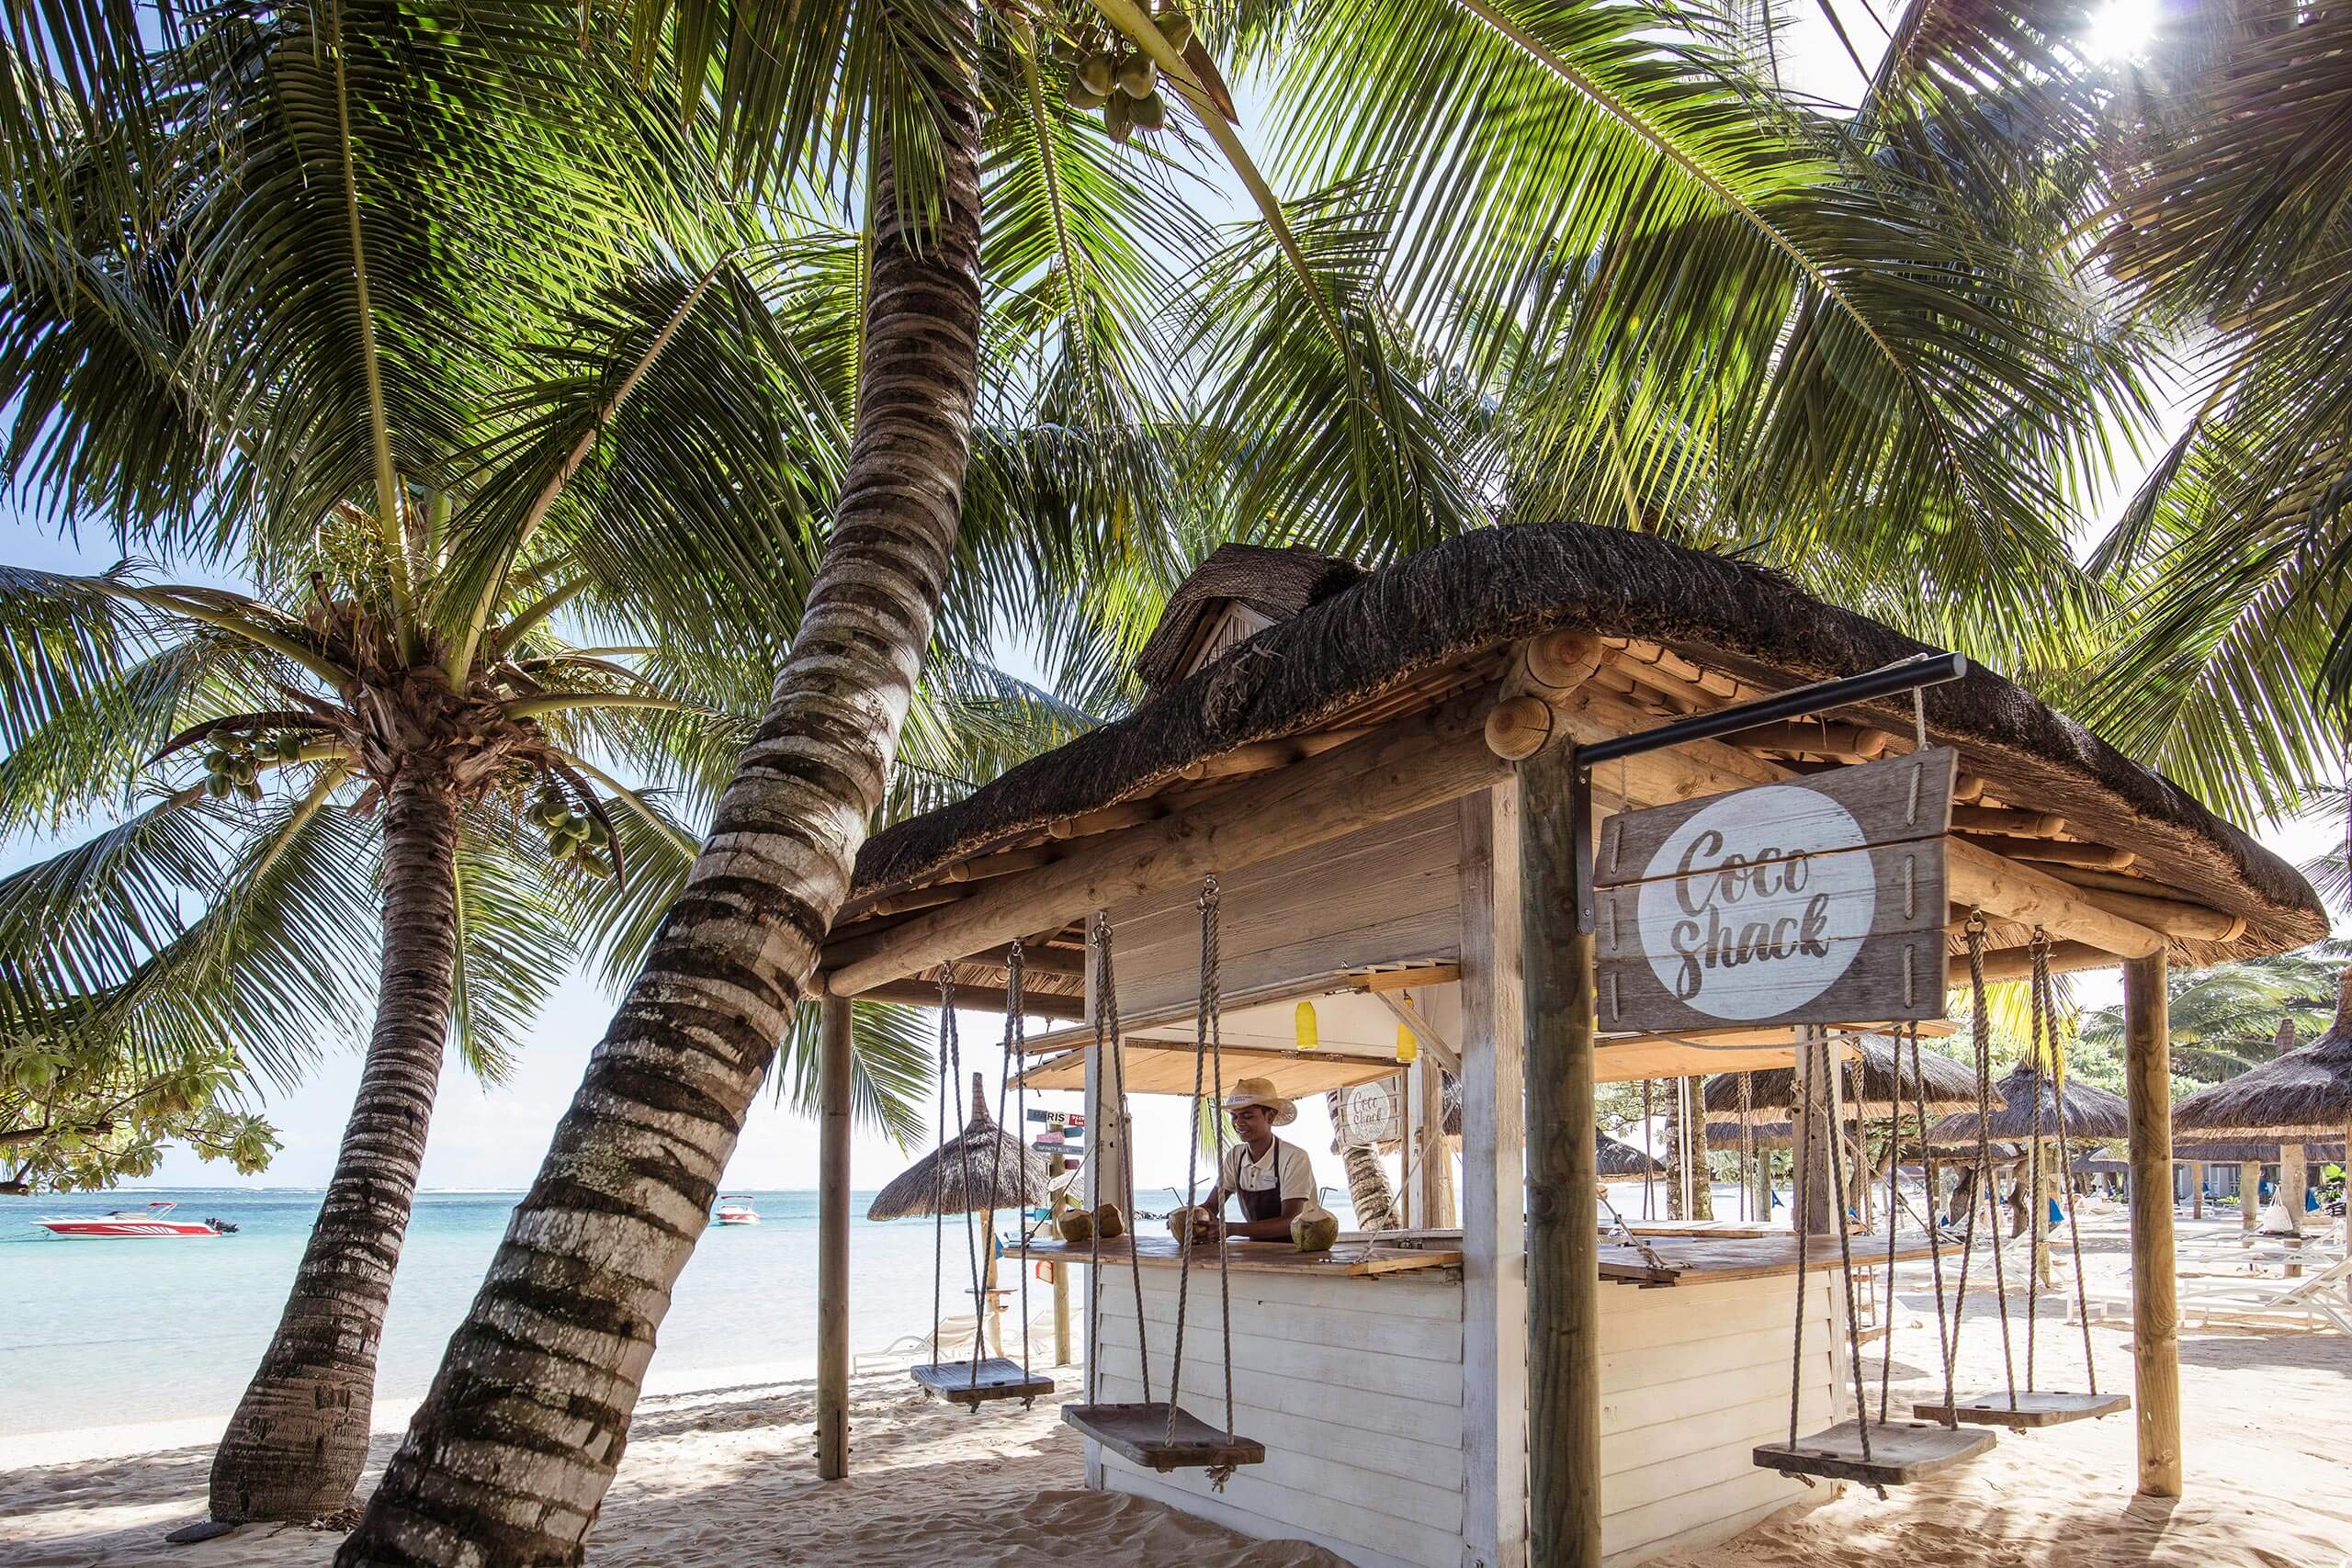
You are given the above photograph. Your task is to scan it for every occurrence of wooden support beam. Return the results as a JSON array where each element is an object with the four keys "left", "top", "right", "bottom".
[
  {"left": 1520, "top": 743, "right": 1600, "bottom": 1567},
  {"left": 847, "top": 978, "right": 1085, "bottom": 1019},
  {"left": 1726, "top": 720, "right": 1894, "bottom": 760},
  {"left": 976, "top": 942, "right": 1085, "bottom": 978},
  {"left": 1047, "top": 800, "right": 1162, "bottom": 840},
  {"left": 2123, "top": 952, "right": 2182, "bottom": 1498},
  {"left": 823, "top": 700, "right": 1507, "bottom": 997},
  {"left": 1176, "top": 727, "right": 1369, "bottom": 781},
  {"left": 947, "top": 845, "right": 1055, "bottom": 882},
  {"left": 816, "top": 997, "right": 852, "bottom": 1482},
  {"left": 1373, "top": 987, "right": 1463, "bottom": 1074},
  {"left": 1973, "top": 939, "right": 2121, "bottom": 984},
  {"left": 868, "top": 884, "right": 963, "bottom": 916},
  {"left": 1958, "top": 832, "right": 2135, "bottom": 872},
  {"left": 1459, "top": 788, "right": 1529, "bottom": 1568},
  {"left": 1946, "top": 839, "right": 2165, "bottom": 959},
  {"left": 1951, "top": 803, "right": 2066, "bottom": 838}
]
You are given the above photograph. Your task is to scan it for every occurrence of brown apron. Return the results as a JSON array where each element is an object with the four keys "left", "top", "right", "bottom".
[{"left": 1236, "top": 1139, "right": 1291, "bottom": 1224}]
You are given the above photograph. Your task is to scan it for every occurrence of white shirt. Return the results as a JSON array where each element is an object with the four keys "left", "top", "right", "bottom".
[{"left": 1218, "top": 1137, "right": 1317, "bottom": 1206}]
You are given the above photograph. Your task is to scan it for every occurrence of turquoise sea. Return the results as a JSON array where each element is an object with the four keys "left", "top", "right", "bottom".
[{"left": 0, "top": 1188, "right": 1053, "bottom": 1440}]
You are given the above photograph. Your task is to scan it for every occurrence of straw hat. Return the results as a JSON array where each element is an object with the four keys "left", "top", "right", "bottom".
[{"left": 1224, "top": 1076, "right": 1297, "bottom": 1126}]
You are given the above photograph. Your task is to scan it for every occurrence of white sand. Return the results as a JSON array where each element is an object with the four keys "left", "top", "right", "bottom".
[{"left": 3, "top": 1212, "right": 2345, "bottom": 1567}]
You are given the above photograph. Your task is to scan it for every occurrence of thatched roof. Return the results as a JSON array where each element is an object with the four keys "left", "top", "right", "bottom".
[
  {"left": 1926, "top": 1062, "right": 2131, "bottom": 1147},
  {"left": 847, "top": 525, "right": 2322, "bottom": 963},
  {"left": 1704, "top": 1037, "right": 1988, "bottom": 1122},
  {"left": 866, "top": 1073, "right": 1050, "bottom": 1220},
  {"left": 1600, "top": 1133, "right": 1668, "bottom": 1177},
  {"left": 1133, "top": 544, "right": 1365, "bottom": 692},
  {"left": 2173, "top": 968, "right": 2352, "bottom": 1140},
  {"left": 2166, "top": 1138, "right": 2346, "bottom": 1164}
]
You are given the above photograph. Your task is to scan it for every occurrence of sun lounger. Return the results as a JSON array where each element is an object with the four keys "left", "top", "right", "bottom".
[{"left": 2072, "top": 1255, "right": 2352, "bottom": 1333}]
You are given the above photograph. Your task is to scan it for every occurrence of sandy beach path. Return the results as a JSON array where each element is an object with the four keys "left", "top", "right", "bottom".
[{"left": 3, "top": 1213, "right": 2346, "bottom": 1567}]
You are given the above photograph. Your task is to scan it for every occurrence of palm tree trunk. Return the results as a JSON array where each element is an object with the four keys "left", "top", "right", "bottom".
[
  {"left": 336, "top": 28, "right": 985, "bottom": 1567},
  {"left": 209, "top": 768, "right": 459, "bottom": 1522}
]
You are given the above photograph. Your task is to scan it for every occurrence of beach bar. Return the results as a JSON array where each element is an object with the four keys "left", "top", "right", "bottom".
[{"left": 809, "top": 525, "right": 2326, "bottom": 1566}]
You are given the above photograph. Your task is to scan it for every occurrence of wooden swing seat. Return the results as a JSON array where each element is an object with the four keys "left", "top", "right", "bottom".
[
  {"left": 1912, "top": 1390, "right": 2129, "bottom": 1428},
  {"left": 1754, "top": 1419, "right": 1994, "bottom": 1484},
  {"left": 1063, "top": 1403, "right": 1266, "bottom": 1472},
  {"left": 910, "top": 1358, "right": 1056, "bottom": 1408}
]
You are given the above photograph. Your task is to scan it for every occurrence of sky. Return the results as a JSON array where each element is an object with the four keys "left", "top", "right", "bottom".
[{"left": 8, "top": 0, "right": 2314, "bottom": 1201}]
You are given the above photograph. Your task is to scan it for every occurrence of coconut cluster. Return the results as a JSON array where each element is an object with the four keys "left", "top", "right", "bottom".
[
  {"left": 199, "top": 730, "right": 304, "bottom": 801},
  {"left": 526, "top": 784, "right": 614, "bottom": 876},
  {"left": 1053, "top": 6, "right": 1192, "bottom": 141}
]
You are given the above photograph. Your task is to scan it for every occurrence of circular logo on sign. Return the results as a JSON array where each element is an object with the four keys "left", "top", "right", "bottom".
[{"left": 1634, "top": 785, "right": 1874, "bottom": 1021}]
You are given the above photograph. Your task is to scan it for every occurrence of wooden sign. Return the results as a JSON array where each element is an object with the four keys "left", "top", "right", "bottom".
[{"left": 1592, "top": 748, "right": 1955, "bottom": 1033}]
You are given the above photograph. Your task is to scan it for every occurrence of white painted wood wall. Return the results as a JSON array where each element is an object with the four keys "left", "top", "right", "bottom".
[{"left": 1082, "top": 1267, "right": 1843, "bottom": 1568}]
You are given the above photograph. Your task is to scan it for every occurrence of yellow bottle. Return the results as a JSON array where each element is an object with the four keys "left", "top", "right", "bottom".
[
  {"left": 1396, "top": 1022, "right": 1418, "bottom": 1065},
  {"left": 1294, "top": 1000, "right": 1319, "bottom": 1051}
]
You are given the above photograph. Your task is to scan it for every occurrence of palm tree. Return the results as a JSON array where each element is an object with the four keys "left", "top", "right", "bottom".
[
  {"left": 0, "top": 0, "right": 1017, "bottom": 1521},
  {"left": 2078, "top": 943, "right": 2352, "bottom": 1090},
  {"left": 2042, "top": 3, "right": 2352, "bottom": 820},
  {"left": 310, "top": 3, "right": 2143, "bottom": 1558}
]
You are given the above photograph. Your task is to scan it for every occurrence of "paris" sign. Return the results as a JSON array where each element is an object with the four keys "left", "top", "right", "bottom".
[{"left": 1592, "top": 748, "right": 1956, "bottom": 1033}]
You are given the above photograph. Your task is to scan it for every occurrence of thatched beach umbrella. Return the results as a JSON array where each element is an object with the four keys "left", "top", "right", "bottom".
[
  {"left": 1599, "top": 1133, "right": 1667, "bottom": 1178},
  {"left": 867, "top": 1071, "right": 1049, "bottom": 1220},
  {"left": 1925, "top": 1061, "right": 2129, "bottom": 1150},
  {"left": 2174, "top": 968, "right": 2352, "bottom": 1238},
  {"left": 1705, "top": 1035, "right": 1988, "bottom": 1124},
  {"left": 869, "top": 1072, "right": 1051, "bottom": 1358}
]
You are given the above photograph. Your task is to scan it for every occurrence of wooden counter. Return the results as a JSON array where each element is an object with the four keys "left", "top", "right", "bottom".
[
  {"left": 1017, "top": 1235, "right": 1463, "bottom": 1279},
  {"left": 1023, "top": 1228, "right": 1943, "bottom": 1287}
]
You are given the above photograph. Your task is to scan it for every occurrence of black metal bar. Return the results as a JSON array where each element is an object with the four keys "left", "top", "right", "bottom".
[{"left": 1577, "top": 650, "right": 1967, "bottom": 767}]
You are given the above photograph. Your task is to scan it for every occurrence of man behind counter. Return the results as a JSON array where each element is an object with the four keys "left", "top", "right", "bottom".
[{"left": 1185, "top": 1077, "right": 1318, "bottom": 1242}]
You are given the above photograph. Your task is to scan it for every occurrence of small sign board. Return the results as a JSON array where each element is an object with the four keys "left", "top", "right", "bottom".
[{"left": 1593, "top": 747, "right": 1955, "bottom": 1033}]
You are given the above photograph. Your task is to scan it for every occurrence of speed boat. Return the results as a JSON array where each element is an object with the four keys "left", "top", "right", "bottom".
[
  {"left": 32, "top": 1201, "right": 236, "bottom": 1238},
  {"left": 713, "top": 1196, "right": 761, "bottom": 1225}
]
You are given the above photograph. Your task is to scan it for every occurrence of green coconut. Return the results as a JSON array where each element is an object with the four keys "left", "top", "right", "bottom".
[
  {"left": 1056, "top": 1208, "right": 1095, "bottom": 1246},
  {"left": 1078, "top": 52, "right": 1116, "bottom": 96},
  {"left": 1156, "top": 9, "right": 1194, "bottom": 51},
  {"left": 1114, "top": 51, "right": 1156, "bottom": 97},
  {"left": 1093, "top": 1201, "right": 1126, "bottom": 1240},
  {"left": 1165, "top": 1204, "right": 1206, "bottom": 1241},
  {"left": 1290, "top": 1205, "right": 1340, "bottom": 1253},
  {"left": 1064, "top": 76, "right": 1110, "bottom": 109},
  {"left": 1131, "top": 89, "right": 1167, "bottom": 131}
]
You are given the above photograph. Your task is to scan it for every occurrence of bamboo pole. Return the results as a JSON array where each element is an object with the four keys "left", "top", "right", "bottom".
[
  {"left": 1521, "top": 741, "right": 1600, "bottom": 1567},
  {"left": 1049, "top": 1151, "right": 1072, "bottom": 1366},
  {"left": 816, "top": 997, "right": 852, "bottom": 1481},
  {"left": 2122, "top": 952, "right": 2182, "bottom": 1497}
]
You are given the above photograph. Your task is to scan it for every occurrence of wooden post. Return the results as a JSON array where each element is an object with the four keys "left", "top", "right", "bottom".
[
  {"left": 2122, "top": 952, "right": 2181, "bottom": 1498},
  {"left": 1400, "top": 1066, "right": 1419, "bottom": 1229},
  {"left": 1460, "top": 787, "right": 1529, "bottom": 1568},
  {"left": 1049, "top": 1151, "right": 1072, "bottom": 1366},
  {"left": 1793, "top": 1031, "right": 1832, "bottom": 1238},
  {"left": 816, "top": 996, "right": 852, "bottom": 1482},
  {"left": 1521, "top": 743, "right": 1600, "bottom": 1568},
  {"left": 2239, "top": 1159, "right": 2260, "bottom": 1235},
  {"left": 2279, "top": 1141, "right": 2307, "bottom": 1237},
  {"left": 2189, "top": 1163, "right": 2202, "bottom": 1221},
  {"left": 2343, "top": 1121, "right": 2351, "bottom": 1254},
  {"left": 1419, "top": 1051, "right": 1451, "bottom": 1228}
]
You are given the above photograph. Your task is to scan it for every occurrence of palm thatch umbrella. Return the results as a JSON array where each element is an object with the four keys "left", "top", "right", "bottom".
[
  {"left": 1599, "top": 1133, "right": 1667, "bottom": 1178},
  {"left": 1925, "top": 1061, "right": 2129, "bottom": 1149},
  {"left": 2174, "top": 968, "right": 2352, "bottom": 1236},
  {"left": 868, "top": 1072, "right": 1051, "bottom": 1360},
  {"left": 867, "top": 1071, "right": 1050, "bottom": 1220},
  {"left": 1705, "top": 1035, "right": 1989, "bottom": 1124}
]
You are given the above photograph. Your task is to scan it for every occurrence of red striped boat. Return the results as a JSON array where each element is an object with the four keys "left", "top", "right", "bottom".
[{"left": 32, "top": 1201, "right": 234, "bottom": 1238}]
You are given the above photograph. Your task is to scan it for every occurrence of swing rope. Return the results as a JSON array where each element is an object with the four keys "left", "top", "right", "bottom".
[
  {"left": 972, "top": 943, "right": 1038, "bottom": 1401},
  {"left": 1879, "top": 1032, "right": 1902, "bottom": 1422},
  {"left": 1951, "top": 913, "right": 2019, "bottom": 1410},
  {"left": 1088, "top": 911, "right": 1151, "bottom": 1408},
  {"left": 2035, "top": 928, "right": 2101, "bottom": 1395},
  {"left": 1642, "top": 1078, "right": 1657, "bottom": 1221},
  {"left": 1738, "top": 1072, "right": 1755, "bottom": 1223},
  {"left": 1168, "top": 876, "right": 1239, "bottom": 1449},
  {"left": 2026, "top": 932, "right": 2046, "bottom": 1394},
  {"left": 1823, "top": 1032, "right": 1875, "bottom": 1472},
  {"left": 1913, "top": 1020, "right": 1959, "bottom": 1427},
  {"left": 932, "top": 968, "right": 954, "bottom": 1376}
]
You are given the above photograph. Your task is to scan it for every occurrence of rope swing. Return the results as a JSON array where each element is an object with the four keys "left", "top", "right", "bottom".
[
  {"left": 1063, "top": 882, "right": 1265, "bottom": 1483},
  {"left": 908, "top": 955, "right": 1055, "bottom": 1410}
]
